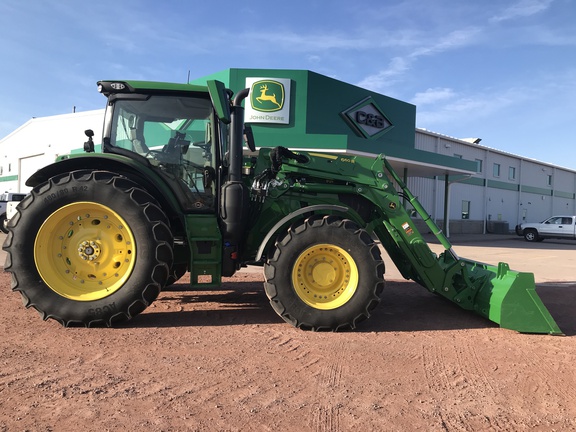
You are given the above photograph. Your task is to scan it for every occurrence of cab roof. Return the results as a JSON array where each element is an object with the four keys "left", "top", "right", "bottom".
[{"left": 97, "top": 80, "right": 209, "bottom": 96}]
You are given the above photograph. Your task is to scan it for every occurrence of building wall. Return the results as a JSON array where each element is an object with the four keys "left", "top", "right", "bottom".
[
  {"left": 414, "top": 129, "right": 576, "bottom": 233},
  {"left": 0, "top": 110, "right": 104, "bottom": 193}
]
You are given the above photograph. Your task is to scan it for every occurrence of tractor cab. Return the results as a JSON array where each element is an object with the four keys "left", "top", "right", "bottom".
[{"left": 96, "top": 80, "right": 232, "bottom": 213}]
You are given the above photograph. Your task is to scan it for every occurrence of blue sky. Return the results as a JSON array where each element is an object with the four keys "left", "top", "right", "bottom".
[{"left": 1, "top": 0, "right": 575, "bottom": 168}]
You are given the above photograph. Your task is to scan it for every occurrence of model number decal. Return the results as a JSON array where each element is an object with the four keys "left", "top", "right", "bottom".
[
  {"left": 43, "top": 188, "right": 69, "bottom": 204},
  {"left": 43, "top": 186, "right": 88, "bottom": 204},
  {"left": 89, "top": 302, "right": 117, "bottom": 317}
]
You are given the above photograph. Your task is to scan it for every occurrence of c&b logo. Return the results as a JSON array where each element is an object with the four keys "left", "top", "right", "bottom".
[{"left": 250, "top": 80, "right": 285, "bottom": 112}]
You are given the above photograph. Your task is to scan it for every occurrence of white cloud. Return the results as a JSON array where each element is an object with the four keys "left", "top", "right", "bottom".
[
  {"left": 410, "top": 88, "right": 456, "bottom": 106},
  {"left": 414, "top": 86, "right": 533, "bottom": 128},
  {"left": 356, "top": 57, "right": 412, "bottom": 92},
  {"left": 490, "top": 0, "right": 554, "bottom": 23},
  {"left": 522, "top": 25, "right": 576, "bottom": 46},
  {"left": 356, "top": 26, "right": 483, "bottom": 93},
  {"left": 409, "top": 28, "right": 483, "bottom": 58},
  {"left": 232, "top": 30, "right": 365, "bottom": 52}
]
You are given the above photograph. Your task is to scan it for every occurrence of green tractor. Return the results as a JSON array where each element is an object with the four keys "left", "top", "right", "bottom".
[{"left": 3, "top": 79, "right": 562, "bottom": 334}]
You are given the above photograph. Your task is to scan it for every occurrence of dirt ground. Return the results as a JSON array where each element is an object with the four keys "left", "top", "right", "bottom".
[{"left": 1, "top": 235, "right": 576, "bottom": 431}]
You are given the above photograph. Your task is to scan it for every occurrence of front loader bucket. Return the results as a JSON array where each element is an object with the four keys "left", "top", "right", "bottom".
[
  {"left": 379, "top": 156, "right": 562, "bottom": 335},
  {"left": 469, "top": 262, "right": 562, "bottom": 335}
]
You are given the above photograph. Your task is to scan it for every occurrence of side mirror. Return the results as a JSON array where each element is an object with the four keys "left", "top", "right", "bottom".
[
  {"left": 84, "top": 129, "right": 95, "bottom": 153},
  {"left": 207, "top": 80, "right": 231, "bottom": 124},
  {"left": 244, "top": 125, "right": 256, "bottom": 152}
]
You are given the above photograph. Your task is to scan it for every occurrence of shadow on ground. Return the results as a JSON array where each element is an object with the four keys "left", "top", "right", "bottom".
[{"left": 126, "top": 279, "right": 574, "bottom": 335}]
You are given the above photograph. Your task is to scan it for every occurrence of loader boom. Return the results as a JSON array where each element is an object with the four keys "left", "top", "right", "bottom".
[{"left": 377, "top": 157, "right": 561, "bottom": 334}]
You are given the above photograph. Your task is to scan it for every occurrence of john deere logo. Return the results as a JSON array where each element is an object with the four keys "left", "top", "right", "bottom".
[
  {"left": 250, "top": 80, "right": 285, "bottom": 112},
  {"left": 245, "top": 77, "right": 291, "bottom": 124},
  {"left": 341, "top": 97, "right": 393, "bottom": 139}
]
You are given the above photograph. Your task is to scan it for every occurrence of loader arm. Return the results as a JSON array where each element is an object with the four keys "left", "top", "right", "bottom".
[
  {"left": 264, "top": 150, "right": 561, "bottom": 334},
  {"left": 372, "top": 156, "right": 561, "bottom": 335}
]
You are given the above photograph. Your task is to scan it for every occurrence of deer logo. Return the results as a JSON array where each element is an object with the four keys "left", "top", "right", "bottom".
[
  {"left": 250, "top": 80, "right": 285, "bottom": 112},
  {"left": 256, "top": 84, "right": 282, "bottom": 108}
]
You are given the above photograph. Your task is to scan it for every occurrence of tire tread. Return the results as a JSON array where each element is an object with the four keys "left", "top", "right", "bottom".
[{"left": 3, "top": 170, "right": 173, "bottom": 327}]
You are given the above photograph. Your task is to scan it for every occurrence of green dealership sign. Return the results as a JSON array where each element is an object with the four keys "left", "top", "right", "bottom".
[
  {"left": 341, "top": 97, "right": 393, "bottom": 139},
  {"left": 246, "top": 77, "right": 291, "bottom": 124}
]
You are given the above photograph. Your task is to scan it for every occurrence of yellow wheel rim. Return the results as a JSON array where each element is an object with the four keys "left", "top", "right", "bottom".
[
  {"left": 34, "top": 202, "right": 136, "bottom": 301},
  {"left": 292, "top": 244, "right": 359, "bottom": 310}
]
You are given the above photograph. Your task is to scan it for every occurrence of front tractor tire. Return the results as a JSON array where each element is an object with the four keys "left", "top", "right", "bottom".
[
  {"left": 264, "top": 215, "right": 384, "bottom": 331},
  {"left": 3, "top": 170, "right": 174, "bottom": 327}
]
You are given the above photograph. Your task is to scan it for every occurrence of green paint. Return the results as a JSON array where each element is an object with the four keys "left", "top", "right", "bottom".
[
  {"left": 554, "top": 190, "right": 574, "bottom": 199},
  {"left": 193, "top": 69, "right": 474, "bottom": 173},
  {"left": 487, "top": 179, "right": 520, "bottom": 191},
  {"left": 459, "top": 177, "right": 486, "bottom": 186},
  {"left": 521, "top": 185, "right": 553, "bottom": 196},
  {"left": 185, "top": 214, "right": 223, "bottom": 287}
]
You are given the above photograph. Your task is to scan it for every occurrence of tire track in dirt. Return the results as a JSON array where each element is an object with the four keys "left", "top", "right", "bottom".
[
  {"left": 421, "top": 337, "right": 519, "bottom": 431},
  {"left": 177, "top": 327, "right": 316, "bottom": 429},
  {"left": 1, "top": 345, "right": 206, "bottom": 410},
  {"left": 516, "top": 347, "right": 576, "bottom": 402},
  {"left": 424, "top": 336, "right": 576, "bottom": 431},
  {"left": 422, "top": 340, "right": 497, "bottom": 397},
  {"left": 310, "top": 340, "right": 346, "bottom": 432},
  {"left": 258, "top": 331, "right": 341, "bottom": 431},
  {"left": 258, "top": 327, "right": 344, "bottom": 431},
  {"left": 0, "top": 365, "right": 51, "bottom": 391}
]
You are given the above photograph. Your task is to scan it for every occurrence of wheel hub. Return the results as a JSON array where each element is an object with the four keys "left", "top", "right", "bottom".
[
  {"left": 78, "top": 240, "right": 101, "bottom": 261},
  {"left": 312, "top": 262, "right": 336, "bottom": 286},
  {"left": 292, "top": 244, "right": 359, "bottom": 310}
]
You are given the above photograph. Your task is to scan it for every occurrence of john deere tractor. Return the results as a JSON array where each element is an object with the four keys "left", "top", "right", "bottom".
[{"left": 3, "top": 78, "right": 562, "bottom": 334}]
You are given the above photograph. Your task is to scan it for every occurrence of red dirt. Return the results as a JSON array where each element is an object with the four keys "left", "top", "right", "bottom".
[{"left": 2, "top": 262, "right": 576, "bottom": 431}]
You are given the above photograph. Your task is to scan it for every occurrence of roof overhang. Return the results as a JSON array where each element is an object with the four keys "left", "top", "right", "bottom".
[
  {"left": 386, "top": 155, "right": 475, "bottom": 178},
  {"left": 298, "top": 148, "right": 476, "bottom": 178},
  {"left": 253, "top": 147, "right": 476, "bottom": 179}
]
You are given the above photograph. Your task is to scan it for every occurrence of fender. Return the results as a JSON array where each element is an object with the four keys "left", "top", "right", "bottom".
[
  {"left": 26, "top": 154, "right": 185, "bottom": 227},
  {"left": 255, "top": 204, "right": 349, "bottom": 261}
]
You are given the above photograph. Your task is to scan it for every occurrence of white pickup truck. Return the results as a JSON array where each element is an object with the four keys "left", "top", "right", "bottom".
[
  {"left": 515, "top": 215, "right": 576, "bottom": 242},
  {"left": 0, "top": 192, "right": 27, "bottom": 234}
]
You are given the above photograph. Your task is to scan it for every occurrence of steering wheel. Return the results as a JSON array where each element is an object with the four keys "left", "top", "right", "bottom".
[
  {"left": 146, "top": 149, "right": 179, "bottom": 165},
  {"left": 147, "top": 147, "right": 210, "bottom": 172}
]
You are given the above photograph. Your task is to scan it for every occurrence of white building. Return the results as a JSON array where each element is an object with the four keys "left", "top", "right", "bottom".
[
  {"left": 0, "top": 110, "right": 104, "bottom": 193},
  {"left": 410, "top": 129, "right": 576, "bottom": 234},
  {"left": 1, "top": 110, "right": 575, "bottom": 234}
]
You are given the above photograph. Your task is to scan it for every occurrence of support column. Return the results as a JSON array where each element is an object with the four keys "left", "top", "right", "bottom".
[{"left": 444, "top": 176, "right": 451, "bottom": 238}]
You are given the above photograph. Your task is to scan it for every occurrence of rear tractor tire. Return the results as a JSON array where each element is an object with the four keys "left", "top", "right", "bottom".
[
  {"left": 3, "top": 170, "right": 174, "bottom": 327},
  {"left": 264, "top": 215, "right": 385, "bottom": 331},
  {"left": 166, "top": 262, "right": 188, "bottom": 286}
]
